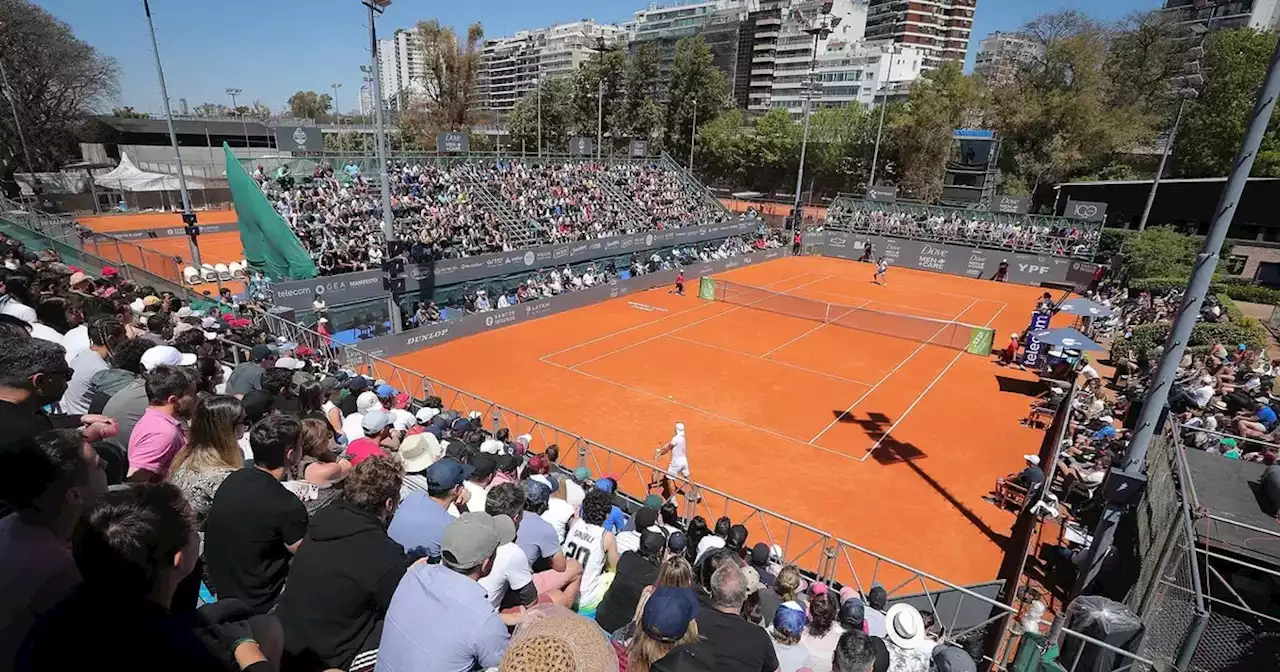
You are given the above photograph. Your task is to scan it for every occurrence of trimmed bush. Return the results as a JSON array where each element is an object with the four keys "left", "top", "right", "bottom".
[
  {"left": 1110, "top": 293, "right": 1267, "bottom": 361},
  {"left": 1219, "top": 283, "right": 1280, "bottom": 306}
]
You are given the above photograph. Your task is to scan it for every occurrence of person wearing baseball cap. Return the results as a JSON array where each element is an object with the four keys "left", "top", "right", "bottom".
[
  {"left": 596, "top": 526, "right": 668, "bottom": 633},
  {"left": 463, "top": 453, "right": 497, "bottom": 514},
  {"left": 629, "top": 587, "right": 701, "bottom": 671},
  {"left": 378, "top": 512, "right": 512, "bottom": 671},
  {"left": 346, "top": 408, "right": 396, "bottom": 466},
  {"left": 389, "top": 458, "right": 474, "bottom": 561},
  {"left": 771, "top": 600, "right": 817, "bottom": 670}
]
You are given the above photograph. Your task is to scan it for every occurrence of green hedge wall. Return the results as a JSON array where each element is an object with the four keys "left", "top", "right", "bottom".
[
  {"left": 1126, "top": 276, "right": 1280, "bottom": 306},
  {"left": 1111, "top": 293, "right": 1269, "bottom": 360}
]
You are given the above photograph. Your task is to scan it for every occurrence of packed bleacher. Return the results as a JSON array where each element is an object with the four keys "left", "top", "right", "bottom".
[
  {"left": 404, "top": 229, "right": 786, "bottom": 329},
  {"left": 826, "top": 202, "right": 1100, "bottom": 259},
  {"left": 992, "top": 280, "right": 1280, "bottom": 546},
  {"left": 253, "top": 158, "right": 737, "bottom": 275},
  {"left": 0, "top": 231, "right": 975, "bottom": 672}
]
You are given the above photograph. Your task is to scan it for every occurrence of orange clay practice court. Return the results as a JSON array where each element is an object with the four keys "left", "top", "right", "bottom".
[
  {"left": 77, "top": 211, "right": 246, "bottom": 292},
  {"left": 74, "top": 211, "right": 1067, "bottom": 589}
]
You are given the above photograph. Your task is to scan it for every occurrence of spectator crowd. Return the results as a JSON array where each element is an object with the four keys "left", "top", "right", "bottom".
[
  {"left": 253, "top": 158, "right": 735, "bottom": 276},
  {"left": 828, "top": 207, "right": 1100, "bottom": 259},
  {"left": 1, "top": 231, "right": 982, "bottom": 672}
]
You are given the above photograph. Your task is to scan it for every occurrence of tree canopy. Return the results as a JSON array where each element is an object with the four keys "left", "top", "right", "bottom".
[
  {"left": 0, "top": 0, "right": 118, "bottom": 196},
  {"left": 286, "top": 91, "right": 333, "bottom": 120}
]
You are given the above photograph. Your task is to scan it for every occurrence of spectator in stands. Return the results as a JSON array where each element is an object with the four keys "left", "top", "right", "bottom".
[
  {"left": 463, "top": 452, "right": 496, "bottom": 513},
  {"left": 0, "top": 430, "right": 108, "bottom": 664},
  {"left": 629, "top": 587, "right": 702, "bottom": 672},
  {"left": 740, "top": 565, "right": 765, "bottom": 625},
  {"left": 2, "top": 301, "right": 62, "bottom": 344},
  {"left": 104, "top": 345, "right": 195, "bottom": 458},
  {"left": 864, "top": 585, "right": 889, "bottom": 637},
  {"left": 565, "top": 485, "right": 619, "bottom": 616},
  {"left": 61, "top": 316, "right": 126, "bottom": 414},
  {"left": 346, "top": 408, "right": 397, "bottom": 465},
  {"left": 478, "top": 483, "right": 541, "bottom": 614},
  {"left": 127, "top": 365, "right": 197, "bottom": 483},
  {"left": 761, "top": 564, "right": 802, "bottom": 627},
  {"left": 749, "top": 543, "right": 778, "bottom": 588},
  {"left": 340, "top": 390, "right": 380, "bottom": 445},
  {"left": 377, "top": 512, "right": 513, "bottom": 671},
  {"left": 242, "top": 368, "right": 297, "bottom": 417},
  {"left": 1014, "top": 454, "right": 1045, "bottom": 491},
  {"left": 167, "top": 395, "right": 246, "bottom": 529},
  {"left": 832, "top": 631, "right": 881, "bottom": 672},
  {"left": 85, "top": 336, "right": 151, "bottom": 413},
  {"left": 389, "top": 458, "right": 472, "bottom": 561},
  {"left": 532, "top": 473, "right": 576, "bottom": 544},
  {"left": 616, "top": 504, "right": 662, "bottom": 555},
  {"left": 226, "top": 344, "right": 277, "bottom": 396},
  {"left": 0, "top": 338, "right": 93, "bottom": 440},
  {"left": 697, "top": 563, "right": 779, "bottom": 671},
  {"left": 803, "top": 590, "right": 844, "bottom": 670},
  {"left": 772, "top": 601, "right": 819, "bottom": 671},
  {"left": 596, "top": 528, "right": 667, "bottom": 633},
  {"left": 883, "top": 603, "right": 936, "bottom": 671},
  {"left": 204, "top": 413, "right": 309, "bottom": 614},
  {"left": 19, "top": 483, "right": 279, "bottom": 672},
  {"left": 283, "top": 418, "right": 351, "bottom": 515},
  {"left": 277, "top": 456, "right": 407, "bottom": 672}
]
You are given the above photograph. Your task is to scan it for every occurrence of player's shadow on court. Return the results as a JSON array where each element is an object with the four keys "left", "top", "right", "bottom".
[{"left": 834, "top": 410, "right": 1008, "bottom": 549}]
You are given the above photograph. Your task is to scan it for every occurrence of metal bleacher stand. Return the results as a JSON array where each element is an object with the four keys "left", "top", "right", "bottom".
[{"left": 3, "top": 196, "right": 1206, "bottom": 672}]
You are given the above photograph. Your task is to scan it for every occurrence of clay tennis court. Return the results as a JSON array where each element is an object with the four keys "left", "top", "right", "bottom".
[
  {"left": 386, "top": 254, "right": 1071, "bottom": 587},
  {"left": 76, "top": 211, "right": 246, "bottom": 292}
]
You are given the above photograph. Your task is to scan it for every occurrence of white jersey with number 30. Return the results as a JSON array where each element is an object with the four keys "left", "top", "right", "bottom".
[{"left": 564, "top": 519, "right": 607, "bottom": 601}]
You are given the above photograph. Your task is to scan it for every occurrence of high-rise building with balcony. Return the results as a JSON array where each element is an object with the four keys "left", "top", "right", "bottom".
[
  {"left": 1162, "top": 0, "right": 1280, "bottom": 32},
  {"left": 864, "top": 0, "right": 977, "bottom": 70},
  {"left": 973, "top": 31, "right": 1041, "bottom": 85}
]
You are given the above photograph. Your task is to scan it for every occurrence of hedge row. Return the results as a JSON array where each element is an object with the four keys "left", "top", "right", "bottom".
[{"left": 1126, "top": 276, "right": 1280, "bottom": 306}]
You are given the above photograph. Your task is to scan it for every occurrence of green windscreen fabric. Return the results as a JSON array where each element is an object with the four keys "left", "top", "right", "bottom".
[{"left": 224, "top": 143, "right": 317, "bottom": 280}]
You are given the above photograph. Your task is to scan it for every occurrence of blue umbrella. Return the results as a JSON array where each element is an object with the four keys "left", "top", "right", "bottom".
[
  {"left": 1057, "top": 297, "right": 1115, "bottom": 318},
  {"left": 1029, "top": 327, "right": 1104, "bottom": 352}
]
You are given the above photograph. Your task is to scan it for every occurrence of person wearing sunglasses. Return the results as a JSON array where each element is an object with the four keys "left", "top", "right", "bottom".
[{"left": 0, "top": 337, "right": 117, "bottom": 443}]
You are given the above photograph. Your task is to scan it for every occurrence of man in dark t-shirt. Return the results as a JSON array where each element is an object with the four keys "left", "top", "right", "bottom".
[
  {"left": 696, "top": 564, "right": 778, "bottom": 672},
  {"left": 204, "top": 414, "right": 309, "bottom": 613}
]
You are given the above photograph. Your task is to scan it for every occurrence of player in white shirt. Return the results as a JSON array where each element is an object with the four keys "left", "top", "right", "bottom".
[
  {"left": 873, "top": 257, "right": 888, "bottom": 285},
  {"left": 650, "top": 422, "right": 693, "bottom": 503}
]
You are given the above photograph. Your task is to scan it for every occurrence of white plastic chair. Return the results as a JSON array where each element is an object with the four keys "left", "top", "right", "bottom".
[
  {"left": 229, "top": 262, "right": 245, "bottom": 279},
  {"left": 183, "top": 266, "right": 200, "bottom": 285},
  {"left": 200, "top": 264, "right": 218, "bottom": 282},
  {"left": 215, "top": 263, "right": 231, "bottom": 280}
]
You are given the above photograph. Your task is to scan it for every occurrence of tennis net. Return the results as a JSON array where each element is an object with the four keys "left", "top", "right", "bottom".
[{"left": 699, "top": 277, "right": 996, "bottom": 355}]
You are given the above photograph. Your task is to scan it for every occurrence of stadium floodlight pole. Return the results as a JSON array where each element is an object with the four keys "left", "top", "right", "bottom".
[
  {"left": 143, "top": 0, "right": 203, "bottom": 272},
  {"left": 868, "top": 44, "right": 898, "bottom": 189},
  {"left": 225, "top": 87, "right": 250, "bottom": 150},
  {"left": 792, "top": 11, "right": 834, "bottom": 231},
  {"left": 1074, "top": 34, "right": 1280, "bottom": 597},
  {"left": 597, "top": 78, "right": 604, "bottom": 161},
  {"left": 689, "top": 97, "right": 697, "bottom": 172},
  {"left": 331, "top": 83, "right": 342, "bottom": 122},
  {"left": 1138, "top": 20, "right": 1210, "bottom": 231},
  {"left": 363, "top": 0, "right": 396, "bottom": 245}
]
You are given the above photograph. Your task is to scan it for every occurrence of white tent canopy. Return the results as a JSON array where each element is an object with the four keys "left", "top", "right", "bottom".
[{"left": 94, "top": 152, "right": 211, "bottom": 192}]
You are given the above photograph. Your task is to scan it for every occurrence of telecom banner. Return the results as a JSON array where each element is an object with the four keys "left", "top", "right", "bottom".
[{"left": 1021, "top": 311, "right": 1053, "bottom": 368}]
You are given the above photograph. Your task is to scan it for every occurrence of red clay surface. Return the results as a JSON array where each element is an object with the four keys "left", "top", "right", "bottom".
[
  {"left": 387, "top": 255, "right": 1073, "bottom": 588},
  {"left": 77, "top": 211, "right": 245, "bottom": 293}
]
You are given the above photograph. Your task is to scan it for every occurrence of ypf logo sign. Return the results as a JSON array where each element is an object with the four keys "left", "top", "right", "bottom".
[
  {"left": 292, "top": 127, "right": 308, "bottom": 149},
  {"left": 1065, "top": 199, "right": 1107, "bottom": 222}
]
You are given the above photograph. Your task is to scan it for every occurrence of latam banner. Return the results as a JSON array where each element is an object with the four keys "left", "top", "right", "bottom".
[
  {"left": 269, "top": 220, "right": 760, "bottom": 309},
  {"left": 349, "top": 248, "right": 787, "bottom": 359},
  {"left": 93, "top": 222, "right": 240, "bottom": 241},
  {"left": 1021, "top": 311, "right": 1053, "bottom": 368},
  {"left": 821, "top": 233, "right": 1077, "bottom": 287}
]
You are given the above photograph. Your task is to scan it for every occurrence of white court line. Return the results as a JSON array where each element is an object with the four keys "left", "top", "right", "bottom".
[
  {"left": 566, "top": 273, "right": 832, "bottom": 371},
  {"left": 857, "top": 302, "right": 1009, "bottom": 462},
  {"left": 814, "top": 263, "right": 996, "bottom": 302},
  {"left": 666, "top": 334, "right": 875, "bottom": 387},
  {"left": 539, "top": 356, "right": 864, "bottom": 462},
  {"left": 788, "top": 285, "right": 957, "bottom": 319},
  {"left": 759, "top": 298, "right": 872, "bottom": 358},
  {"left": 807, "top": 296, "right": 980, "bottom": 445},
  {"left": 540, "top": 270, "right": 819, "bottom": 361}
]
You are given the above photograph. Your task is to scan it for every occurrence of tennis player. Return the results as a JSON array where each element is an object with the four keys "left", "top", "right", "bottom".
[
  {"left": 649, "top": 422, "right": 692, "bottom": 502},
  {"left": 670, "top": 268, "right": 685, "bottom": 296},
  {"left": 873, "top": 257, "right": 888, "bottom": 285}
]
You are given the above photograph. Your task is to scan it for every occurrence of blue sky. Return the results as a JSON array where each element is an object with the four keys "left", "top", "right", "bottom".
[{"left": 36, "top": 0, "right": 1161, "bottom": 115}]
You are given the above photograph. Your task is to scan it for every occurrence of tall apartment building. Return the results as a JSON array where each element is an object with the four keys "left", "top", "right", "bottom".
[
  {"left": 358, "top": 79, "right": 374, "bottom": 116},
  {"left": 377, "top": 29, "right": 432, "bottom": 110},
  {"left": 864, "top": 0, "right": 977, "bottom": 70},
  {"left": 475, "top": 20, "right": 625, "bottom": 123},
  {"left": 973, "top": 31, "right": 1041, "bottom": 85},
  {"left": 628, "top": 0, "right": 751, "bottom": 99},
  {"left": 1162, "top": 0, "right": 1280, "bottom": 32}
]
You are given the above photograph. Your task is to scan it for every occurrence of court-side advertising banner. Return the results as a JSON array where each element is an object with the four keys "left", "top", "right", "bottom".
[
  {"left": 346, "top": 248, "right": 787, "bottom": 359},
  {"left": 92, "top": 222, "right": 240, "bottom": 241},
  {"left": 269, "top": 220, "right": 760, "bottom": 309},
  {"left": 821, "top": 233, "right": 1076, "bottom": 287},
  {"left": 1021, "top": 311, "right": 1054, "bottom": 368}
]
